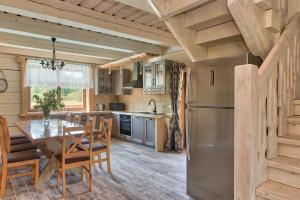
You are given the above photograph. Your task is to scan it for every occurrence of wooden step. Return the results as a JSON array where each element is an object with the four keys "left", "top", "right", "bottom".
[
  {"left": 278, "top": 135, "right": 300, "bottom": 159},
  {"left": 184, "top": 0, "right": 232, "bottom": 30},
  {"left": 195, "top": 21, "right": 242, "bottom": 47},
  {"left": 256, "top": 180, "right": 300, "bottom": 200},
  {"left": 287, "top": 117, "right": 300, "bottom": 136},
  {"left": 294, "top": 100, "right": 300, "bottom": 115},
  {"left": 267, "top": 156, "right": 300, "bottom": 188}
]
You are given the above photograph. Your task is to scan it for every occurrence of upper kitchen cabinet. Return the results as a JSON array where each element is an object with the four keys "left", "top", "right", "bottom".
[
  {"left": 143, "top": 60, "right": 170, "bottom": 95},
  {"left": 95, "top": 68, "right": 114, "bottom": 95},
  {"left": 114, "top": 69, "right": 131, "bottom": 95}
]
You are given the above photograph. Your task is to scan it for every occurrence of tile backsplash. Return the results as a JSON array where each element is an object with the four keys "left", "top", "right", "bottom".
[
  {"left": 117, "top": 89, "right": 172, "bottom": 113},
  {"left": 94, "top": 88, "right": 172, "bottom": 113}
]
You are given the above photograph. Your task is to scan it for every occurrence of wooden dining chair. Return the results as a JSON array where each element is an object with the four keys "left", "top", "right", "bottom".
[
  {"left": 0, "top": 118, "right": 40, "bottom": 197},
  {"left": 0, "top": 116, "right": 37, "bottom": 153},
  {"left": 72, "top": 115, "right": 82, "bottom": 125},
  {"left": 80, "top": 118, "right": 112, "bottom": 173},
  {"left": 55, "top": 124, "right": 94, "bottom": 198}
]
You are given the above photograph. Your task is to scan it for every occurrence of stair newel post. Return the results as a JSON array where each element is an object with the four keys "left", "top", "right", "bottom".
[{"left": 234, "top": 64, "right": 260, "bottom": 200}]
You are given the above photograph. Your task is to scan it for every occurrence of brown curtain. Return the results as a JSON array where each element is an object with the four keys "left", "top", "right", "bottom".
[{"left": 165, "top": 61, "right": 186, "bottom": 152}]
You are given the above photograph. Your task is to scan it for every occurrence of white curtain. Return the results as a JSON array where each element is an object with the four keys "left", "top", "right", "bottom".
[{"left": 24, "top": 59, "right": 94, "bottom": 89}]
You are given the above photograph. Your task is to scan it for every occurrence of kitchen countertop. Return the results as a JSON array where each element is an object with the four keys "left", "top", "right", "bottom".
[{"left": 32, "top": 110, "right": 171, "bottom": 119}]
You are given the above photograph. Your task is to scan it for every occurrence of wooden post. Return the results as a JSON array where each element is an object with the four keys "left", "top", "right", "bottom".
[
  {"left": 234, "top": 64, "right": 258, "bottom": 200},
  {"left": 16, "top": 56, "right": 29, "bottom": 115}
]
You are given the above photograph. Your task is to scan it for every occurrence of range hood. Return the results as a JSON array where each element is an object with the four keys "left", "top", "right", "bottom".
[{"left": 123, "top": 62, "right": 143, "bottom": 89}]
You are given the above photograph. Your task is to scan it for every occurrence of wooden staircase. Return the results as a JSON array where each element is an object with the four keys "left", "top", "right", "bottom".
[
  {"left": 256, "top": 101, "right": 300, "bottom": 199},
  {"left": 148, "top": 0, "right": 286, "bottom": 62},
  {"left": 234, "top": 12, "right": 300, "bottom": 200}
]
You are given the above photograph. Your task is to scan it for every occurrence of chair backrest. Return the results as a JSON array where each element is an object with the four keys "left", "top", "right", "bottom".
[
  {"left": 65, "top": 112, "right": 72, "bottom": 122},
  {"left": 0, "top": 116, "right": 11, "bottom": 153},
  {"left": 72, "top": 115, "right": 82, "bottom": 125},
  {"left": 98, "top": 118, "right": 112, "bottom": 147},
  {"left": 86, "top": 116, "right": 96, "bottom": 131},
  {"left": 62, "top": 124, "right": 93, "bottom": 165}
]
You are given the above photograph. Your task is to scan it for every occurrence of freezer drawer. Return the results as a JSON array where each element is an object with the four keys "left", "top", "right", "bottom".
[{"left": 186, "top": 107, "right": 234, "bottom": 200}]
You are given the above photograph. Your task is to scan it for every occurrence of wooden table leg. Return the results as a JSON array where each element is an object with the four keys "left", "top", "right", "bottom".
[{"left": 36, "top": 139, "right": 62, "bottom": 183}]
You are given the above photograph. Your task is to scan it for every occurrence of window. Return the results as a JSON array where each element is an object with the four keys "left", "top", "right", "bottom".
[
  {"left": 30, "top": 86, "right": 86, "bottom": 110},
  {"left": 24, "top": 58, "right": 93, "bottom": 112}
]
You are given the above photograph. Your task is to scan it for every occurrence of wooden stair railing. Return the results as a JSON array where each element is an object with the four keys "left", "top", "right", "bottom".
[{"left": 234, "top": 12, "right": 300, "bottom": 200}]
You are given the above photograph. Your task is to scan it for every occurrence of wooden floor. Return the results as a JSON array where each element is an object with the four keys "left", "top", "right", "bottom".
[{"left": 3, "top": 138, "right": 191, "bottom": 200}]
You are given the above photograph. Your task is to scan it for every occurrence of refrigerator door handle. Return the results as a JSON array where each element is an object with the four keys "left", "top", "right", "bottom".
[
  {"left": 186, "top": 67, "right": 192, "bottom": 160},
  {"left": 186, "top": 106, "right": 192, "bottom": 161}
]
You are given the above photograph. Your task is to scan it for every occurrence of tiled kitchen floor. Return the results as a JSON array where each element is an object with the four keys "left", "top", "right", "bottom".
[{"left": 3, "top": 138, "right": 190, "bottom": 200}]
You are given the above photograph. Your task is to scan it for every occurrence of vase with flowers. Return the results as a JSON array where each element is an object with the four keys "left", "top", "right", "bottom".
[{"left": 33, "top": 89, "right": 64, "bottom": 124}]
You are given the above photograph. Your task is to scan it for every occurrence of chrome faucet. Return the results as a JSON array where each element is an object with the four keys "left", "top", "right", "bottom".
[{"left": 149, "top": 99, "right": 157, "bottom": 114}]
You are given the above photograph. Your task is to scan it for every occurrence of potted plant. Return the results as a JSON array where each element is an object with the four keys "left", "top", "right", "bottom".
[{"left": 33, "top": 89, "right": 64, "bottom": 124}]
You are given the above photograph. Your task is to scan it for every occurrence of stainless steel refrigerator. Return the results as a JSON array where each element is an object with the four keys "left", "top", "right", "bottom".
[{"left": 185, "top": 54, "right": 262, "bottom": 200}]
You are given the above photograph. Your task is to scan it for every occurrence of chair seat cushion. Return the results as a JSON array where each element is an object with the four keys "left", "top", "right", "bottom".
[
  {"left": 10, "top": 135, "right": 27, "bottom": 140},
  {"left": 55, "top": 154, "right": 90, "bottom": 164},
  {"left": 7, "top": 150, "right": 41, "bottom": 163},
  {"left": 10, "top": 137, "right": 31, "bottom": 145},
  {"left": 10, "top": 143, "right": 38, "bottom": 153},
  {"left": 78, "top": 143, "right": 107, "bottom": 152}
]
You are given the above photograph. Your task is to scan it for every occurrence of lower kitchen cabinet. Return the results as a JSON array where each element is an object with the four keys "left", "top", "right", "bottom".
[
  {"left": 131, "top": 116, "right": 144, "bottom": 143},
  {"left": 131, "top": 116, "right": 155, "bottom": 147},
  {"left": 144, "top": 118, "right": 155, "bottom": 147}
]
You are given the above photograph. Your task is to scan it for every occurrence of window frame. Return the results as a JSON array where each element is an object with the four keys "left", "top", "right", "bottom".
[
  {"left": 18, "top": 56, "right": 95, "bottom": 115},
  {"left": 28, "top": 86, "right": 87, "bottom": 112}
]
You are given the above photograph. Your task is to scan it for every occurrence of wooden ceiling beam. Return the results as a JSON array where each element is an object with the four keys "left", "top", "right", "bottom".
[
  {"left": 0, "top": 0, "right": 177, "bottom": 46},
  {"left": 0, "top": 31, "right": 129, "bottom": 59},
  {"left": 0, "top": 12, "right": 163, "bottom": 55},
  {"left": 0, "top": 44, "right": 108, "bottom": 64},
  {"left": 99, "top": 52, "right": 157, "bottom": 69}
]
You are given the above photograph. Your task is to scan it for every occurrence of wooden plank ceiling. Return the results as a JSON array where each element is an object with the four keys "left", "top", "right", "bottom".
[{"left": 61, "top": 0, "right": 169, "bottom": 32}]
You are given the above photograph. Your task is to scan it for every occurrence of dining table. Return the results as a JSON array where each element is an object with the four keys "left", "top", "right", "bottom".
[{"left": 14, "top": 119, "right": 89, "bottom": 183}]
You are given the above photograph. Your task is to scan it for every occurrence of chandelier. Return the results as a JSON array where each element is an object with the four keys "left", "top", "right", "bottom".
[{"left": 40, "top": 37, "right": 65, "bottom": 71}]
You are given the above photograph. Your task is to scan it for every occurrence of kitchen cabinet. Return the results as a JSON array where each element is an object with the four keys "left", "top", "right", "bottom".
[
  {"left": 114, "top": 69, "right": 131, "bottom": 95},
  {"left": 143, "top": 60, "right": 169, "bottom": 95},
  {"left": 144, "top": 118, "right": 155, "bottom": 147},
  {"left": 95, "top": 69, "right": 114, "bottom": 95},
  {"left": 131, "top": 116, "right": 144, "bottom": 143},
  {"left": 131, "top": 116, "right": 156, "bottom": 147},
  {"left": 112, "top": 114, "right": 120, "bottom": 137}
]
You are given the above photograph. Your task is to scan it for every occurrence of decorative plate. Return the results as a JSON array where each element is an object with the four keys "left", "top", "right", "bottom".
[{"left": 0, "top": 78, "right": 8, "bottom": 92}]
